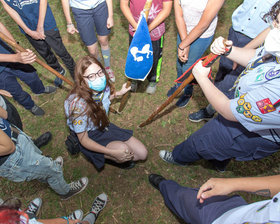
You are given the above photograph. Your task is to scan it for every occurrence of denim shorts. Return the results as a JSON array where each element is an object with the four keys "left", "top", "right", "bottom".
[{"left": 72, "top": 1, "right": 110, "bottom": 46}]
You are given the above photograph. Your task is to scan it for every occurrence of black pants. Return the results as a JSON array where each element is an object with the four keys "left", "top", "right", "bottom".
[{"left": 25, "top": 28, "right": 75, "bottom": 79}]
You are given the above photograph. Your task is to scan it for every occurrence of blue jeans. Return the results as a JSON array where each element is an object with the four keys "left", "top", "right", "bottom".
[
  {"left": 0, "top": 65, "right": 45, "bottom": 110},
  {"left": 0, "top": 130, "right": 70, "bottom": 195},
  {"left": 176, "top": 34, "right": 213, "bottom": 95}
]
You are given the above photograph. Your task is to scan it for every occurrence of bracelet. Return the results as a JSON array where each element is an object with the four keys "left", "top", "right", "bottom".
[
  {"left": 66, "top": 23, "right": 73, "bottom": 28},
  {"left": 178, "top": 45, "right": 184, "bottom": 51},
  {"left": 224, "top": 46, "right": 232, "bottom": 56},
  {"left": 61, "top": 216, "right": 69, "bottom": 224}
]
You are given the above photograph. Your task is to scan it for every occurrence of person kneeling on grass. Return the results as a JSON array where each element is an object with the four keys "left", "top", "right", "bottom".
[
  {"left": 0, "top": 106, "right": 88, "bottom": 200},
  {"left": 149, "top": 173, "right": 280, "bottom": 224},
  {"left": 64, "top": 55, "right": 148, "bottom": 170},
  {"left": 0, "top": 193, "right": 107, "bottom": 224},
  {"left": 159, "top": 1, "right": 280, "bottom": 171}
]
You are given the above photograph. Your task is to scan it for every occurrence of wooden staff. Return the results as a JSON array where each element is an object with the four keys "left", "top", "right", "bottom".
[
  {"left": 138, "top": 52, "right": 220, "bottom": 128},
  {"left": 0, "top": 32, "right": 74, "bottom": 86},
  {"left": 118, "top": 0, "right": 153, "bottom": 113}
]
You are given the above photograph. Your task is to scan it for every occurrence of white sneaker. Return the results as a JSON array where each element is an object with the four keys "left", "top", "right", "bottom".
[
  {"left": 26, "top": 198, "right": 42, "bottom": 218},
  {"left": 90, "top": 193, "right": 108, "bottom": 218},
  {"left": 68, "top": 209, "right": 83, "bottom": 220}
]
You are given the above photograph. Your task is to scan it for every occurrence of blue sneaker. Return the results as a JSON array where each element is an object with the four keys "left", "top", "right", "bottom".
[
  {"left": 167, "top": 84, "right": 181, "bottom": 97},
  {"left": 54, "top": 68, "right": 66, "bottom": 87},
  {"left": 175, "top": 94, "right": 192, "bottom": 108},
  {"left": 188, "top": 108, "right": 214, "bottom": 122}
]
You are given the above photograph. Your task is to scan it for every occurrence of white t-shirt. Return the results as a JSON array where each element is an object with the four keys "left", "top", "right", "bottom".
[{"left": 179, "top": 0, "right": 218, "bottom": 38}]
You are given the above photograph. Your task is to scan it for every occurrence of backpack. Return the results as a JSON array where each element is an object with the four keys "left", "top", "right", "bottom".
[{"left": 65, "top": 130, "right": 80, "bottom": 155}]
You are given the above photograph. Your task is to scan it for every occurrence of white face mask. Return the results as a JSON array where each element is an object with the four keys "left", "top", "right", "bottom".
[{"left": 264, "top": 28, "right": 280, "bottom": 57}]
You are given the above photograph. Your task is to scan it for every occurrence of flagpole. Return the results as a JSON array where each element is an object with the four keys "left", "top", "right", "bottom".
[
  {"left": 138, "top": 53, "right": 221, "bottom": 128},
  {"left": 118, "top": 0, "right": 153, "bottom": 113},
  {"left": 0, "top": 32, "right": 74, "bottom": 87}
]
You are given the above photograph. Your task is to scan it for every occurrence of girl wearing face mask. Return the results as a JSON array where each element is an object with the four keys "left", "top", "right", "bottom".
[
  {"left": 64, "top": 55, "right": 147, "bottom": 170},
  {"left": 159, "top": 1, "right": 280, "bottom": 171}
]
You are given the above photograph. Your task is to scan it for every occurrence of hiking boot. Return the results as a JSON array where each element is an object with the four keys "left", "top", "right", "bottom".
[
  {"left": 54, "top": 68, "right": 66, "bottom": 87},
  {"left": 130, "top": 80, "right": 138, "bottom": 92},
  {"left": 148, "top": 174, "right": 166, "bottom": 191},
  {"left": 188, "top": 108, "right": 214, "bottom": 123},
  {"left": 44, "top": 86, "right": 57, "bottom": 94},
  {"left": 146, "top": 82, "right": 157, "bottom": 94},
  {"left": 30, "top": 105, "right": 45, "bottom": 116},
  {"left": 54, "top": 156, "right": 63, "bottom": 168},
  {"left": 26, "top": 198, "right": 42, "bottom": 219},
  {"left": 90, "top": 193, "right": 107, "bottom": 218},
  {"left": 68, "top": 209, "right": 83, "bottom": 220},
  {"left": 105, "top": 67, "right": 115, "bottom": 83},
  {"left": 33, "top": 132, "right": 52, "bottom": 148},
  {"left": 167, "top": 84, "right": 182, "bottom": 97},
  {"left": 159, "top": 150, "right": 185, "bottom": 166},
  {"left": 175, "top": 94, "right": 192, "bottom": 108},
  {"left": 60, "top": 177, "right": 88, "bottom": 200}
]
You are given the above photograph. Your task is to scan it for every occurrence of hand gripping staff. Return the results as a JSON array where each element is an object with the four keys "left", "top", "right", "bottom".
[
  {"left": 138, "top": 41, "right": 230, "bottom": 128},
  {"left": 118, "top": 0, "right": 153, "bottom": 112},
  {"left": 0, "top": 31, "right": 74, "bottom": 87}
]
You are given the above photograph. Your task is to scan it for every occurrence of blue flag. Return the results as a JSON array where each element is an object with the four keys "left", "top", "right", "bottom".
[{"left": 125, "top": 12, "right": 153, "bottom": 81}]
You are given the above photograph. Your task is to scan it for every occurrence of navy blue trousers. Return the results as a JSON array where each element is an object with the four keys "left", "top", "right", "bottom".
[
  {"left": 172, "top": 114, "right": 280, "bottom": 164},
  {"left": 0, "top": 65, "right": 45, "bottom": 109},
  {"left": 159, "top": 180, "right": 247, "bottom": 224}
]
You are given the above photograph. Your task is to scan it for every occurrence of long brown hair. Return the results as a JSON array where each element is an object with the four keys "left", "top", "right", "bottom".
[
  {"left": 263, "top": 1, "right": 280, "bottom": 23},
  {"left": 67, "top": 55, "right": 114, "bottom": 131}
]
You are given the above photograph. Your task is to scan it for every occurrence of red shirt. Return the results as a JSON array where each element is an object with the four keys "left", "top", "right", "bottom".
[{"left": 129, "top": 0, "right": 172, "bottom": 41}]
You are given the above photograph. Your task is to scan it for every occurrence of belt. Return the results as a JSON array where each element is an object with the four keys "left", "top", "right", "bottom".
[{"left": 11, "top": 126, "right": 19, "bottom": 144}]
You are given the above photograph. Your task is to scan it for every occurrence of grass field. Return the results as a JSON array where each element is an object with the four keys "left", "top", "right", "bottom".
[{"left": 1, "top": 0, "right": 280, "bottom": 223}]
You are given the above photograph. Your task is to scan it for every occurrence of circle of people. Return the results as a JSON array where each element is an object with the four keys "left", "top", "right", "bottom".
[{"left": 0, "top": 0, "right": 280, "bottom": 223}]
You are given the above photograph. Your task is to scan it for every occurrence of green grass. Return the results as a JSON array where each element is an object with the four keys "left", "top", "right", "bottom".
[{"left": 1, "top": 0, "right": 280, "bottom": 223}]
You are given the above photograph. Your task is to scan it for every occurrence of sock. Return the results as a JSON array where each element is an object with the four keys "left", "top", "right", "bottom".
[
  {"left": 206, "top": 104, "right": 216, "bottom": 115},
  {"left": 101, "top": 48, "right": 110, "bottom": 68},
  {"left": 82, "top": 213, "right": 96, "bottom": 224}
]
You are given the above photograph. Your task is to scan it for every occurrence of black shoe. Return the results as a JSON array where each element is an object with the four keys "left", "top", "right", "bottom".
[
  {"left": 148, "top": 174, "right": 166, "bottom": 191},
  {"left": 210, "top": 159, "right": 231, "bottom": 172},
  {"left": 30, "top": 105, "right": 45, "bottom": 116},
  {"left": 106, "top": 160, "right": 135, "bottom": 169},
  {"left": 188, "top": 108, "right": 214, "bottom": 123},
  {"left": 44, "top": 86, "right": 57, "bottom": 94},
  {"left": 167, "top": 84, "right": 180, "bottom": 97},
  {"left": 33, "top": 132, "right": 52, "bottom": 148},
  {"left": 130, "top": 80, "right": 138, "bottom": 92},
  {"left": 175, "top": 94, "right": 192, "bottom": 108}
]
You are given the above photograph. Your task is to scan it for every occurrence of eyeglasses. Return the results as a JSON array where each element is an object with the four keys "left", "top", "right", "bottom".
[{"left": 83, "top": 69, "right": 104, "bottom": 81}]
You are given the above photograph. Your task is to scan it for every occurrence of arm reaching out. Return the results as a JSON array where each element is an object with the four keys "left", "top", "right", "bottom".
[{"left": 197, "top": 175, "right": 280, "bottom": 203}]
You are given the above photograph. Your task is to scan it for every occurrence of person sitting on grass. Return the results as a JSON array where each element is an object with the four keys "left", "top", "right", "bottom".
[
  {"left": 0, "top": 105, "right": 88, "bottom": 200},
  {"left": 0, "top": 193, "right": 107, "bottom": 224},
  {"left": 149, "top": 173, "right": 280, "bottom": 224},
  {"left": 0, "top": 90, "right": 52, "bottom": 149},
  {"left": 159, "top": 0, "right": 280, "bottom": 171},
  {"left": 64, "top": 55, "right": 147, "bottom": 170}
]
